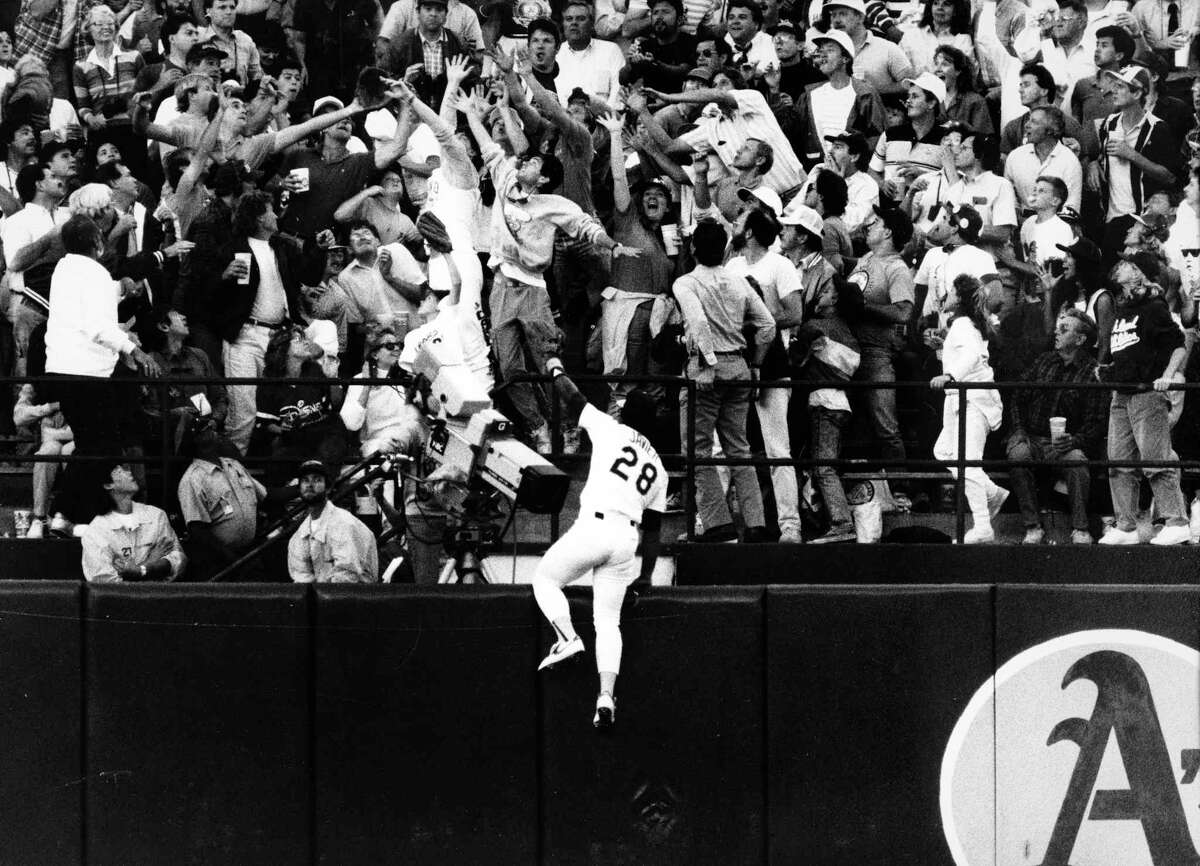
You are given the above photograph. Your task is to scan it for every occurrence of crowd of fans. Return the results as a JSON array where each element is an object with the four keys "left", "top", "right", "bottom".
[{"left": 0, "top": 0, "right": 1198, "bottom": 580}]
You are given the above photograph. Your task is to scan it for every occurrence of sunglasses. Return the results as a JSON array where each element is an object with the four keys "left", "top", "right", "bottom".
[{"left": 377, "top": 342, "right": 399, "bottom": 351}]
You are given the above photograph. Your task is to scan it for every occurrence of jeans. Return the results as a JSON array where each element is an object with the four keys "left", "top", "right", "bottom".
[
  {"left": 934, "top": 403, "right": 1001, "bottom": 532},
  {"left": 607, "top": 301, "right": 668, "bottom": 422},
  {"left": 680, "top": 354, "right": 765, "bottom": 532},
  {"left": 1107, "top": 391, "right": 1187, "bottom": 531},
  {"left": 756, "top": 384, "right": 799, "bottom": 533},
  {"left": 856, "top": 344, "right": 906, "bottom": 464},
  {"left": 223, "top": 323, "right": 272, "bottom": 456},
  {"left": 406, "top": 513, "right": 448, "bottom": 585},
  {"left": 1006, "top": 433, "right": 1090, "bottom": 531},
  {"left": 810, "top": 406, "right": 852, "bottom": 527},
  {"left": 489, "top": 273, "right": 562, "bottom": 434}
]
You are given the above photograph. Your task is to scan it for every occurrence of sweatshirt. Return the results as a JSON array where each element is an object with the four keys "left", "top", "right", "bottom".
[{"left": 1107, "top": 294, "right": 1184, "bottom": 392}]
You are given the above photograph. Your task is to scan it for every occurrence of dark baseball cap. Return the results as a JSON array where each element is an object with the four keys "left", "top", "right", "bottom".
[
  {"left": 186, "top": 41, "right": 228, "bottom": 64},
  {"left": 1119, "top": 249, "right": 1161, "bottom": 279},
  {"left": 823, "top": 129, "right": 869, "bottom": 154},
  {"left": 298, "top": 459, "right": 333, "bottom": 482},
  {"left": 767, "top": 20, "right": 799, "bottom": 36},
  {"left": 1056, "top": 236, "right": 1101, "bottom": 266},
  {"left": 872, "top": 203, "right": 912, "bottom": 247},
  {"left": 948, "top": 204, "right": 983, "bottom": 244}
]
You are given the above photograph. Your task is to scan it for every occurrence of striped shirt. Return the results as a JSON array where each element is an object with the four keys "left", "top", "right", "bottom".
[
  {"left": 198, "top": 27, "right": 263, "bottom": 84},
  {"left": 679, "top": 89, "right": 807, "bottom": 197},
  {"left": 73, "top": 47, "right": 144, "bottom": 122},
  {"left": 420, "top": 31, "right": 448, "bottom": 79},
  {"left": 15, "top": 0, "right": 99, "bottom": 65}
]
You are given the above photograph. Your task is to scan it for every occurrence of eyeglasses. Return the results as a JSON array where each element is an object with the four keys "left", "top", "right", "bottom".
[
  {"left": 1054, "top": 14, "right": 1080, "bottom": 23},
  {"left": 377, "top": 342, "right": 399, "bottom": 351},
  {"left": 697, "top": 48, "right": 716, "bottom": 56}
]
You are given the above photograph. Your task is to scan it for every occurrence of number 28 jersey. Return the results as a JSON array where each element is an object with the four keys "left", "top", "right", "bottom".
[{"left": 577, "top": 404, "right": 668, "bottom": 522}]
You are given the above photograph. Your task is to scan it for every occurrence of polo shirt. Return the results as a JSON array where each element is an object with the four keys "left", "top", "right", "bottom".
[
  {"left": 1004, "top": 141, "right": 1083, "bottom": 213},
  {"left": 850, "top": 30, "right": 914, "bottom": 94},
  {"left": 869, "top": 120, "right": 944, "bottom": 186},
  {"left": 943, "top": 170, "right": 1019, "bottom": 229}
]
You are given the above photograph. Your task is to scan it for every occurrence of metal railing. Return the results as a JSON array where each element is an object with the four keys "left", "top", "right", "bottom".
[{"left": 6, "top": 372, "right": 1199, "bottom": 552}]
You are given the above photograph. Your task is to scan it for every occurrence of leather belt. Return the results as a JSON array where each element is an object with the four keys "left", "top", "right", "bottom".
[{"left": 246, "top": 317, "right": 288, "bottom": 330}]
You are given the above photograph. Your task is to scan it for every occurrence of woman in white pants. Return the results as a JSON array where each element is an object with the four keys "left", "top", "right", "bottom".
[{"left": 931, "top": 274, "right": 1007, "bottom": 543}]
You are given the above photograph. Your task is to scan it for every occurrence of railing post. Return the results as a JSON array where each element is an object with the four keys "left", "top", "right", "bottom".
[
  {"left": 159, "top": 380, "right": 171, "bottom": 512},
  {"left": 549, "top": 372, "right": 560, "bottom": 543},
  {"left": 955, "top": 383, "right": 967, "bottom": 543},
  {"left": 686, "top": 377, "right": 697, "bottom": 542}
]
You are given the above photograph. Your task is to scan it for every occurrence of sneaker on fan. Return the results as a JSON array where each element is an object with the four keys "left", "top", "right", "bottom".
[
  {"left": 1020, "top": 526, "right": 1045, "bottom": 545},
  {"left": 538, "top": 635, "right": 584, "bottom": 671},
  {"left": 49, "top": 514, "right": 75, "bottom": 538},
  {"left": 1098, "top": 526, "right": 1139, "bottom": 545},
  {"left": 593, "top": 692, "right": 616, "bottom": 730},
  {"left": 962, "top": 527, "right": 995, "bottom": 544},
  {"left": 25, "top": 517, "right": 45, "bottom": 539},
  {"left": 1150, "top": 524, "right": 1191, "bottom": 546}
]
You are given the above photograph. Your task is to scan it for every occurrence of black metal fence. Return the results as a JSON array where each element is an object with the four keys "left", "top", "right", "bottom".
[{"left": 8, "top": 372, "right": 1198, "bottom": 548}]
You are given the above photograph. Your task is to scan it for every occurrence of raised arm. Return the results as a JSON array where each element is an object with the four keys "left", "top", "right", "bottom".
[
  {"left": 645, "top": 85, "right": 738, "bottom": 112},
  {"left": 599, "top": 112, "right": 632, "bottom": 212},
  {"left": 178, "top": 100, "right": 227, "bottom": 197},
  {"left": 132, "top": 90, "right": 187, "bottom": 146},
  {"left": 273, "top": 100, "right": 368, "bottom": 152}
]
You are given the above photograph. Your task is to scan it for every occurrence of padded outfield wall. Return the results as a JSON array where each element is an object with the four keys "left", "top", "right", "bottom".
[{"left": 0, "top": 579, "right": 1195, "bottom": 864}]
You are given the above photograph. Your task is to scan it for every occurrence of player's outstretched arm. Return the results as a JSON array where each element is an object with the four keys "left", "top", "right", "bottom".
[
  {"left": 545, "top": 357, "right": 588, "bottom": 428},
  {"left": 638, "top": 509, "right": 662, "bottom": 584}
]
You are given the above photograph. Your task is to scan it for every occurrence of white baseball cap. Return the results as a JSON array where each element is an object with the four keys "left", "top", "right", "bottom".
[
  {"left": 823, "top": 0, "right": 866, "bottom": 14},
  {"left": 312, "top": 95, "right": 345, "bottom": 115},
  {"left": 737, "top": 186, "right": 783, "bottom": 215},
  {"left": 779, "top": 203, "right": 824, "bottom": 239},
  {"left": 903, "top": 72, "right": 947, "bottom": 104},
  {"left": 811, "top": 28, "right": 855, "bottom": 59}
]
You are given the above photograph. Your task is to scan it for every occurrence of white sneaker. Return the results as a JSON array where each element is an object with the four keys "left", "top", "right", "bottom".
[
  {"left": 962, "top": 527, "right": 995, "bottom": 544},
  {"left": 1150, "top": 524, "right": 1191, "bottom": 546},
  {"left": 538, "top": 635, "right": 584, "bottom": 671},
  {"left": 1020, "top": 526, "right": 1045, "bottom": 545},
  {"left": 1099, "top": 527, "right": 1140, "bottom": 545},
  {"left": 593, "top": 692, "right": 616, "bottom": 729},
  {"left": 25, "top": 518, "right": 45, "bottom": 539},
  {"left": 49, "top": 514, "right": 74, "bottom": 538},
  {"left": 1070, "top": 530, "right": 1094, "bottom": 545},
  {"left": 987, "top": 486, "right": 1009, "bottom": 523}
]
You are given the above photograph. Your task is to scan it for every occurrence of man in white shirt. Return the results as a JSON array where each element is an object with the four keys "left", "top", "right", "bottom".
[
  {"left": 825, "top": 0, "right": 914, "bottom": 96},
  {"left": 936, "top": 131, "right": 1019, "bottom": 246},
  {"left": 1004, "top": 105, "right": 1083, "bottom": 213},
  {"left": 1038, "top": 0, "right": 1097, "bottom": 112},
  {"left": 723, "top": 0, "right": 778, "bottom": 74},
  {"left": 725, "top": 206, "right": 806, "bottom": 542},
  {"left": 556, "top": 0, "right": 625, "bottom": 104},
  {"left": 799, "top": 130, "right": 880, "bottom": 235},
  {"left": 45, "top": 216, "right": 162, "bottom": 522}
]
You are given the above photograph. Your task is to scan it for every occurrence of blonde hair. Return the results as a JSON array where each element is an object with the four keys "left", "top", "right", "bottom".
[{"left": 68, "top": 183, "right": 113, "bottom": 219}]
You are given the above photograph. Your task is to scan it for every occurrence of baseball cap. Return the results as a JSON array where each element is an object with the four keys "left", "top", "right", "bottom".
[
  {"left": 313, "top": 95, "right": 345, "bottom": 115},
  {"left": 637, "top": 175, "right": 672, "bottom": 196},
  {"left": 823, "top": 0, "right": 866, "bottom": 14},
  {"left": 904, "top": 72, "right": 947, "bottom": 104},
  {"left": 1131, "top": 211, "right": 1170, "bottom": 237},
  {"left": 779, "top": 203, "right": 824, "bottom": 239},
  {"left": 297, "top": 459, "right": 333, "bottom": 482},
  {"left": 1103, "top": 65, "right": 1152, "bottom": 93},
  {"left": 737, "top": 185, "right": 783, "bottom": 215},
  {"left": 823, "top": 129, "right": 869, "bottom": 154},
  {"left": 186, "top": 41, "right": 227, "bottom": 64},
  {"left": 685, "top": 66, "right": 715, "bottom": 83},
  {"left": 1056, "top": 236, "right": 1101, "bottom": 266},
  {"left": 948, "top": 204, "right": 982, "bottom": 243},
  {"left": 871, "top": 203, "right": 913, "bottom": 247},
  {"left": 1119, "top": 249, "right": 1161, "bottom": 278},
  {"left": 767, "top": 20, "right": 799, "bottom": 36},
  {"left": 811, "top": 28, "right": 855, "bottom": 59},
  {"left": 1059, "top": 205, "right": 1080, "bottom": 223}
]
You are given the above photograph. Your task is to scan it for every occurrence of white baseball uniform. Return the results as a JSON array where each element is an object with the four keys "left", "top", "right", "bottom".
[{"left": 533, "top": 403, "right": 667, "bottom": 675}]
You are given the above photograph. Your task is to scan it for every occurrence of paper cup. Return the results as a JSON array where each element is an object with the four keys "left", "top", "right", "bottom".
[
  {"left": 661, "top": 223, "right": 681, "bottom": 256},
  {"left": 289, "top": 167, "right": 310, "bottom": 192},
  {"left": 12, "top": 510, "right": 30, "bottom": 538},
  {"left": 1049, "top": 416, "right": 1067, "bottom": 440},
  {"left": 234, "top": 252, "right": 252, "bottom": 285}
]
